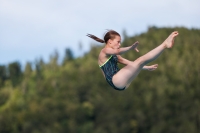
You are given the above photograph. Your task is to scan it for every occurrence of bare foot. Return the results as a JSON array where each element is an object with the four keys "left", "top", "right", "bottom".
[{"left": 163, "top": 31, "right": 179, "bottom": 48}]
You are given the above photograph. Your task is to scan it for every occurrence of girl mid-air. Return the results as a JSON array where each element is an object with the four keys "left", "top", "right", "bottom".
[{"left": 87, "top": 30, "right": 179, "bottom": 91}]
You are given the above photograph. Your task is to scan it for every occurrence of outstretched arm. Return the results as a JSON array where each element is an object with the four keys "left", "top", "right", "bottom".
[
  {"left": 117, "top": 55, "right": 131, "bottom": 65},
  {"left": 117, "top": 55, "right": 158, "bottom": 71},
  {"left": 103, "top": 41, "right": 139, "bottom": 55}
]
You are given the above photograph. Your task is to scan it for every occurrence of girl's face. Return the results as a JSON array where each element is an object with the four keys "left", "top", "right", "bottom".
[{"left": 108, "top": 36, "right": 121, "bottom": 49}]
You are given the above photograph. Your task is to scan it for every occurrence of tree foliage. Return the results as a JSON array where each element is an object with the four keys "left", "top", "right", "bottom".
[{"left": 0, "top": 27, "right": 200, "bottom": 133}]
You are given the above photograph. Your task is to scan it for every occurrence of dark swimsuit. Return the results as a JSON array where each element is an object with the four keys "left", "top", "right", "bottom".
[{"left": 99, "top": 55, "right": 126, "bottom": 91}]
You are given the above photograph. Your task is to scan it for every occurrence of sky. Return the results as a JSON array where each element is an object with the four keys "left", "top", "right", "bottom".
[{"left": 0, "top": 0, "right": 200, "bottom": 66}]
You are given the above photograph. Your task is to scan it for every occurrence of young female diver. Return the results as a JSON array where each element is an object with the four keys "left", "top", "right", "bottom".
[{"left": 87, "top": 30, "right": 179, "bottom": 91}]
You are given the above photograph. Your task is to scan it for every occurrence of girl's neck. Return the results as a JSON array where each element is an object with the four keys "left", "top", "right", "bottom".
[{"left": 105, "top": 44, "right": 112, "bottom": 48}]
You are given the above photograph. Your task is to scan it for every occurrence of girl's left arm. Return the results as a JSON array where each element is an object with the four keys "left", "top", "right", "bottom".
[
  {"left": 117, "top": 55, "right": 158, "bottom": 71},
  {"left": 117, "top": 55, "right": 131, "bottom": 65}
]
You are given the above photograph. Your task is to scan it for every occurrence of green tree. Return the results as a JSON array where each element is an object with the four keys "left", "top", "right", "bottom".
[
  {"left": 62, "top": 48, "right": 74, "bottom": 65},
  {"left": 8, "top": 62, "right": 22, "bottom": 87},
  {"left": 0, "top": 65, "right": 7, "bottom": 87},
  {"left": 24, "top": 62, "right": 32, "bottom": 78},
  {"left": 0, "top": 27, "right": 199, "bottom": 133}
]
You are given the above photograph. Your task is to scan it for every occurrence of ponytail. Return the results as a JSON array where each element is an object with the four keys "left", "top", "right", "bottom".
[
  {"left": 86, "top": 34, "right": 105, "bottom": 43},
  {"left": 87, "top": 30, "right": 120, "bottom": 44}
]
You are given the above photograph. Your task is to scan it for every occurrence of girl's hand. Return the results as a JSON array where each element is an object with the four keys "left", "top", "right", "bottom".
[
  {"left": 145, "top": 64, "right": 158, "bottom": 71},
  {"left": 131, "top": 41, "right": 139, "bottom": 52}
]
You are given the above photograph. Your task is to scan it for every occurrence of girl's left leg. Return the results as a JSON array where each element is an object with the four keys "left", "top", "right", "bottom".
[
  {"left": 112, "top": 31, "right": 179, "bottom": 89},
  {"left": 113, "top": 44, "right": 165, "bottom": 89}
]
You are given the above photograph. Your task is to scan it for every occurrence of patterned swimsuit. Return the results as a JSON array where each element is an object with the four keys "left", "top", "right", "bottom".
[{"left": 99, "top": 55, "right": 126, "bottom": 91}]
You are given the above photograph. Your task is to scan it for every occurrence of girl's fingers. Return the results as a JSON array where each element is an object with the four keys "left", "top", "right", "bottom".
[
  {"left": 148, "top": 64, "right": 158, "bottom": 71},
  {"left": 132, "top": 41, "right": 139, "bottom": 47},
  {"left": 134, "top": 41, "right": 139, "bottom": 45},
  {"left": 132, "top": 41, "right": 139, "bottom": 52},
  {"left": 153, "top": 64, "right": 158, "bottom": 67}
]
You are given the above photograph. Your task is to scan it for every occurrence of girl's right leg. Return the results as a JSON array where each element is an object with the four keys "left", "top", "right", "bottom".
[{"left": 112, "top": 31, "right": 179, "bottom": 89}]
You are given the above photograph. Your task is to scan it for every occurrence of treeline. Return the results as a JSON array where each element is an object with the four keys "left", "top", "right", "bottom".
[
  {"left": 0, "top": 27, "right": 200, "bottom": 133},
  {"left": 0, "top": 48, "right": 74, "bottom": 88}
]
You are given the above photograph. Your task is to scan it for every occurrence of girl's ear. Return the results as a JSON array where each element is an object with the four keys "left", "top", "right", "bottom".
[{"left": 108, "top": 39, "right": 112, "bottom": 44}]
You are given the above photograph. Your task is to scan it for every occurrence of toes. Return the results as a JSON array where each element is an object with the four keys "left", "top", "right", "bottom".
[
  {"left": 173, "top": 31, "right": 179, "bottom": 35},
  {"left": 171, "top": 31, "right": 179, "bottom": 37}
]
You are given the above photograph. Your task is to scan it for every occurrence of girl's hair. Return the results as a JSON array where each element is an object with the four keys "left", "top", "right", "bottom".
[{"left": 87, "top": 30, "right": 120, "bottom": 43}]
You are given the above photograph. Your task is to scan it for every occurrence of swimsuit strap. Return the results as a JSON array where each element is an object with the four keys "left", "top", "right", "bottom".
[{"left": 99, "top": 55, "right": 112, "bottom": 67}]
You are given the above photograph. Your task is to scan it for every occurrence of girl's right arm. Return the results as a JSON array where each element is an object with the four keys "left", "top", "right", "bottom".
[{"left": 103, "top": 41, "right": 139, "bottom": 55}]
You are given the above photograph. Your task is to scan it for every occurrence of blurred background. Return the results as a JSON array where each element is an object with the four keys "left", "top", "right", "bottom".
[{"left": 0, "top": 0, "right": 200, "bottom": 133}]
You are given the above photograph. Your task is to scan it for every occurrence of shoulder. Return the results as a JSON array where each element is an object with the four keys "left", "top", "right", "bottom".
[
  {"left": 99, "top": 48, "right": 110, "bottom": 58},
  {"left": 101, "top": 47, "right": 111, "bottom": 53},
  {"left": 102, "top": 47, "right": 119, "bottom": 55}
]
